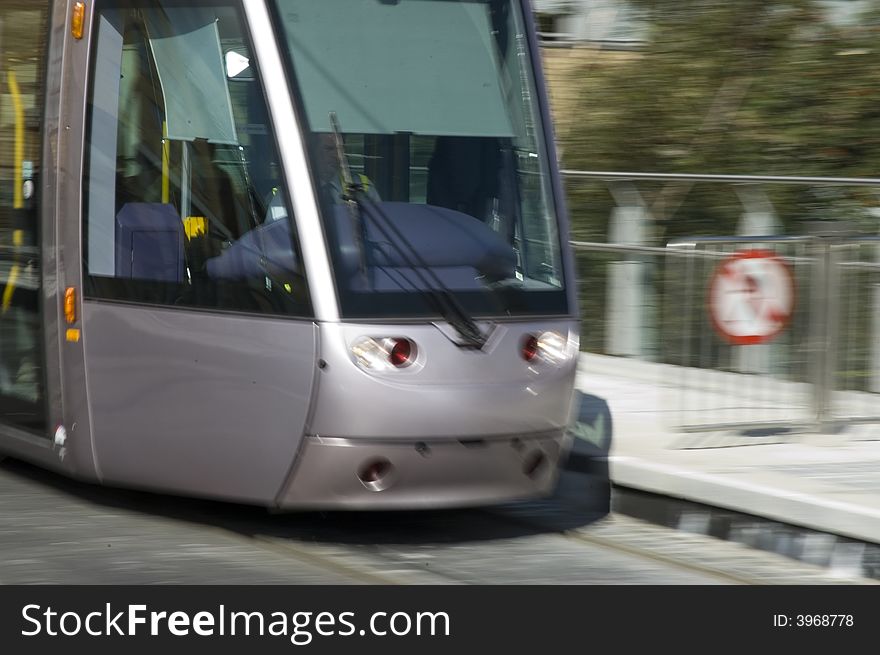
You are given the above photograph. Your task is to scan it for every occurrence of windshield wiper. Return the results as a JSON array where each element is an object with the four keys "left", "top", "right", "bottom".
[
  {"left": 358, "top": 195, "right": 488, "bottom": 348},
  {"left": 327, "top": 115, "right": 487, "bottom": 349}
]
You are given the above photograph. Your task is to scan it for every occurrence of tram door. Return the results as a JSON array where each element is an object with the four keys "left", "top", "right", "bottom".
[
  {"left": 0, "top": 4, "right": 49, "bottom": 434},
  {"left": 76, "top": 2, "right": 316, "bottom": 502}
]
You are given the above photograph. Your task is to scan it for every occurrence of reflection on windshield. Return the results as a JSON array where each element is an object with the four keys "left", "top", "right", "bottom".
[{"left": 273, "top": 0, "right": 566, "bottom": 318}]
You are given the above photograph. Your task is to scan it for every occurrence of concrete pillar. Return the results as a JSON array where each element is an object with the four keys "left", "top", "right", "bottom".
[
  {"left": 605, "top": 184, "right": 649, "bottom": 358},
  {"left": 734, "top": 186, "right": 780, "bottom": 375}
]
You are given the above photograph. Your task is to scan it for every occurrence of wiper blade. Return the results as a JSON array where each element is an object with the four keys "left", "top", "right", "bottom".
[
  {"left": 326, "top": 113, "right": 486, "bottom": 348},
  {"left": 329, "top": 112, "right": 368, "bottom": 280}
]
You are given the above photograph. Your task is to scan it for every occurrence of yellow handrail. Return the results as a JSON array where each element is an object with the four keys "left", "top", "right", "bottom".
[
  {"left": 3, "top": 69, "right": 25, "bottom": 313},
  {"left": 162, "top": 121, "right": 170, "bottom": 204}
]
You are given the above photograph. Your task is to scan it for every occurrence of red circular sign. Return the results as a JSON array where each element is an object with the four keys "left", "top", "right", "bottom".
[{"left": 707, "top": 249, "right": 795, "bottom": 345}]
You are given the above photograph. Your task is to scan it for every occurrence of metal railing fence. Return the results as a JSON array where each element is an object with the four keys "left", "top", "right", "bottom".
[{"left": 565, "top": 170, "right": 880, "bottom": 434}]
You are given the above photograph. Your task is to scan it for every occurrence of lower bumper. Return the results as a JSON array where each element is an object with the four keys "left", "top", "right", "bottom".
[{"left": 278, "top": 431, "right": 569, "bottom": 510}]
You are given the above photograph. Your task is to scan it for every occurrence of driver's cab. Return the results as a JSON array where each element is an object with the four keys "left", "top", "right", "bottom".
[{"left": 83, "top": 0, "right": 567, "bottom": 323}]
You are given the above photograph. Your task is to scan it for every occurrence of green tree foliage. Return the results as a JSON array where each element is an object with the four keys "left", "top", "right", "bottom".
[{"left": 557, "top": 0, "right": 880, "bottom": 242}]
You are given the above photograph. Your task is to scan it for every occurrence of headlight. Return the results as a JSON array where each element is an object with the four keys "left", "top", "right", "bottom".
[
  {"left": 520, "top": 331, "right": 571, "bottom": 366},
  {"left": 351, "top": 337, "right": 418, "bottom": 371}
]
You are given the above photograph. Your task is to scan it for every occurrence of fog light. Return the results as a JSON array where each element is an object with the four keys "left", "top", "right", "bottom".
[
  {"left": 357, "top": 458, "right": 394, "bottom": 492},
  {"left": 523, "top": 451, "right": 547, "bottom": 478}
]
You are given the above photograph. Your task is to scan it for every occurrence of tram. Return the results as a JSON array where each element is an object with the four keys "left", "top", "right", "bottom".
[{"left": 0, "top": 0, "right": 580, "bottom": 509}]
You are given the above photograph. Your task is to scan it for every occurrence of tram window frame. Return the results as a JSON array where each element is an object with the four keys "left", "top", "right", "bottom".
[
  {"left": 267, "top": 0, "right": 570, "bottom": 321},
  {"left": 81, "top": 0, "right": 314, "bottom": 319}
]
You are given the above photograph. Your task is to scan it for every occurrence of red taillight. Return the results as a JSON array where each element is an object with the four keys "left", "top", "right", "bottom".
[
  {"left": 389, "top": 339, "right": 413, "bottom": 368},
  {"left": 521, "top": 335, "right": 539, "bottom": 361}
]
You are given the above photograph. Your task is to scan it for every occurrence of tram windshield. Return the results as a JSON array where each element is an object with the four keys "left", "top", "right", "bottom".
[{"left": 270, "top": 0, "right": 567, "bottom": 318}]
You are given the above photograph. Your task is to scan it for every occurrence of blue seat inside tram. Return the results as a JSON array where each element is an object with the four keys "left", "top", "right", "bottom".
[
  {"left": 206, "top": 215, "right": 300, "bottom": 280},
  {"left": 204, "top": 199, "right": 514, "bottom": 290},
  {"left": 331, "top": 201, "right": 515, "bottom": 291},
  {"left": 115, "top": 202, "right": 185, "bottom": 283}
]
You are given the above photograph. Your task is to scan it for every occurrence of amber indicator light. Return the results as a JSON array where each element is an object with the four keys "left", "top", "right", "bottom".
[
  {"left": 71, "top": 2, "right": 86, "bottom": 40},
  {"left": 64, "top": 287, "right": 77, "bottom": 324}
]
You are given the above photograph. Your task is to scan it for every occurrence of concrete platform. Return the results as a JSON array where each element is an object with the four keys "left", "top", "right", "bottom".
[{"left": 572, "top": 352, "right": 880, "bottom": 552}]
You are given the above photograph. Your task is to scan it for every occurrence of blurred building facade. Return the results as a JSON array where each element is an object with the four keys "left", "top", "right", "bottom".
[
  {"left": 533, "top": 0, "right": 869, "bottom": 46},
  {"left": 532, "top": 0, "right": 647, "bottom": 47}
]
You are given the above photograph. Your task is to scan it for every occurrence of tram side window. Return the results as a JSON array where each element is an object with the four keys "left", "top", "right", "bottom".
[
  {"left": 0, "top": 2, "right": 49, "bottom": 432},
  {"left": 83, "top": 2, "right": 311, "bottom": 317}
]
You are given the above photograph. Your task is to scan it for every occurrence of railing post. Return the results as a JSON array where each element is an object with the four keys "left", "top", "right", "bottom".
[
  {"left": 805, "top": 222, "right": 852, "bottom": 432},
  {"left": 872, "top": 280, "right": 880, "bottom": 393},
  {"left": 872, "top": 237, "right": 880, "bottom": 393}
]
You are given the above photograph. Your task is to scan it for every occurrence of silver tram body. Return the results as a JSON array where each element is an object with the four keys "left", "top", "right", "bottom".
[{"left": 0, "top": 0, "right": 580, "bottom": 509}]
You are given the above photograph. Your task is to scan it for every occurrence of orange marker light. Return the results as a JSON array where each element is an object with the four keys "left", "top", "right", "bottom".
[
  {"left": 71, "top": 2, "right": 86, "bottom": 40},
  {"left": 64, "top": 287, "right": 77, "bottom": 324}
]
